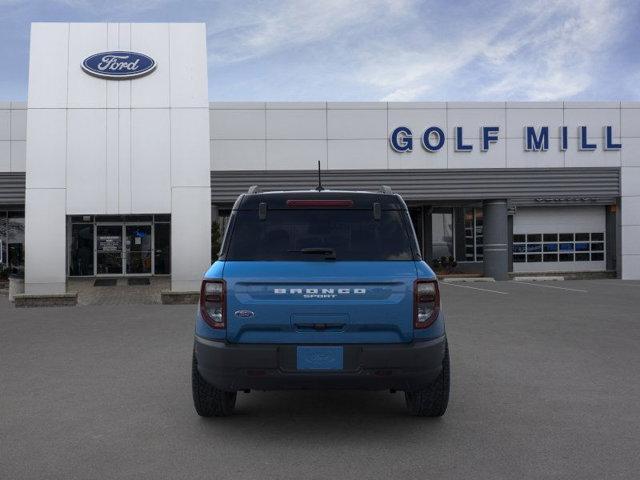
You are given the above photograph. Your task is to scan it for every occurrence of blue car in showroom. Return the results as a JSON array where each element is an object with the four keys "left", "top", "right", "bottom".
[{"left": 192, "top": 186, "right": 449, "bottom": 417}]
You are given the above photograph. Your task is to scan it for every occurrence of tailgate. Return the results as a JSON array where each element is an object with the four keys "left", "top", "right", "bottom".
[{"left": 223, "top": 261, "right": 417, "bottom": 344}]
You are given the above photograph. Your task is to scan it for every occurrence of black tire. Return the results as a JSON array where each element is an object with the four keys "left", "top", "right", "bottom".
[
  {"left": 404, "top": 342, "right": 450, "bottom": 417},
  {"left": 192, "top": 352, "right": 237, "bottom": 417}
]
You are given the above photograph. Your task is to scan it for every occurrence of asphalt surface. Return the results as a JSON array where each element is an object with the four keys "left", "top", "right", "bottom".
[{"left": 2, "top": 279, "right": 640, "bottom": 479}]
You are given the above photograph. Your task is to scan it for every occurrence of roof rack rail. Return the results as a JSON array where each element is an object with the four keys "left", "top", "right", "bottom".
[
  {"left": 247, "top": 185, "right": 260, "bottom": 194},
  {"left": 379, "top": 185, "right": 393, "bottom": 194}
]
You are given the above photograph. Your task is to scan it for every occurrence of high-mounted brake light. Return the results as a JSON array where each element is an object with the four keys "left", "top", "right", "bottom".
[
  {"left": 286, "top": 199, "right": 354, "bottom": 207},
  {"left": 200, "top": 279, "right": 226, "bottom": 329},
  {"left": 413, "top": 280, "right": 440, "bottom": 329}
]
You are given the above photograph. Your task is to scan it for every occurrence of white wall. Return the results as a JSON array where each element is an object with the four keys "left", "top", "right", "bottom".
[
  {"left": 621, "top": 104, "right": 640, "bottom": 280},
  {"left": 209, "top": 101, "right": 627, "bottom": 171},
  {"left": 210, "top": 100, "right": 640, "bottom": 279},
  {"left": 25, "top": 22, "right": 211, "bottom": 294},
  {"left": 0, "top": 101, "right": 27, "bottom": 172}
]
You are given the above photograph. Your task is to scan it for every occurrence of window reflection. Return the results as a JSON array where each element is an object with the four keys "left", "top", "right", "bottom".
[{"left": 432, "top": 211, "right": 453, "bottom": 258}]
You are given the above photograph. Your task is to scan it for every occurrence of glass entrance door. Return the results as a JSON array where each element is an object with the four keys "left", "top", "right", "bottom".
[
  {"left": 125, "top": 225, "right": 152, "bottom": 274},
  {"left": 96, "top": 225, "right": 123, "bottom": 275}
]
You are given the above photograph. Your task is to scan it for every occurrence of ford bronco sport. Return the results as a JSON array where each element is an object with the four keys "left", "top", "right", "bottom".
[{"left": 192, "top": 186, "right": 449, "bottom": 417}]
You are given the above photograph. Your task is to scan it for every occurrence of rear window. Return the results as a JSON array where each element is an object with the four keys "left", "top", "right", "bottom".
[{"left": 224, "top": 209, "right": 416, "bottom": 261}]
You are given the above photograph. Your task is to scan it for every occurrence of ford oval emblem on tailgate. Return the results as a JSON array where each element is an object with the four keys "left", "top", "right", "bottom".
[{"left": 234, "top": 310, "right": 255, "bottom": 318}]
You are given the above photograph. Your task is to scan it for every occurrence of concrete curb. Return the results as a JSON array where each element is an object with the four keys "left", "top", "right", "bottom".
[
  {"left": 514, "top": 276, "right": 564, "bottom": 282},
  {"left": 14, "top": 292, "right": 78, "bottom": 308},
  {"left": 442, "top": 277, "right": 496, "bottom": 283},
  {"left": 161, "top": 291, "right": 199, "bottom": 305}
]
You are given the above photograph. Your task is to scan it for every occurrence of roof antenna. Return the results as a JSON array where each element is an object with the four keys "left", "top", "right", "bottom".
[{"left": 316, "top": 160, "right": 324, "bottom": 191}]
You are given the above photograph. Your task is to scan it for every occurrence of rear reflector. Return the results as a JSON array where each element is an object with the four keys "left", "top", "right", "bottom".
[{"left": 286, "top": 199, "right": 354, "bottom": 207}]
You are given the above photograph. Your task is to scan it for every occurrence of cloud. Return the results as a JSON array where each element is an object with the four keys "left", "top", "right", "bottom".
[
  {"left": 360, "top": 0, "right": 625, "bottom": 101},
  {"left": 0, "top": 0, "right": 634, "bottom": 101},
  {"left": 22, "top": 0, "right": 175, "bottom": 12},
  {"left": 207, "top": 0, "right": 412, "bottom": 65},
  {"left": 477, "top": 0, "right": 623, "bottom": 100}
]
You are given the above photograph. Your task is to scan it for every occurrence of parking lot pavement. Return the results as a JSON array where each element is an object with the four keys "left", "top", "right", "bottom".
[{"left": 2, "top": 280, "right": 640, "bottom": 480}]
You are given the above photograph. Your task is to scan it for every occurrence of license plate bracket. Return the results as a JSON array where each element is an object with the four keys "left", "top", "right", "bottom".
[{"left": 296, "top": 346, "right": 343, "bottom": 371}]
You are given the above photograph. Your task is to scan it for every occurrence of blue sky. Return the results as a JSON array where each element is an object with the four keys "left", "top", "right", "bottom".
[{"left": 1, "top": 0, "right": 639, "bottom": 101}]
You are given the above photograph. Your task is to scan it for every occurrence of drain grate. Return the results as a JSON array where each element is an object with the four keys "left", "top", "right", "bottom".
[
  {"left": 94, "top": 278, "right": 117, "bottom": 287},
  {"left": 128, "top": 278, "right": 150, "bottom": 286}
]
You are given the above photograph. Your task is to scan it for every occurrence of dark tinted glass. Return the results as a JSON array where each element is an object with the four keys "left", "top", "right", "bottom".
[
  {"left": 69, "top": 224, "right": 94, "bottom": 276},
  {"left": 575, "top": 233, "right": 589, "bottom": 241},
  {"left": 591, "top": 232, "right": 604, "bottom": 241},
  {"left": 527, "top": 234, "right": 542, "bottom": 242},
  {"left": 543, "top": 233, "right": 558, "bottom": 242},
  {"left": 154, "top": 223, "right": 171, "bottom": 274},
  {"left": 226, "top": 209, "right": 415, "bottom": 261},
  {"left": 513, "top": 234, "right": 525, "bottom": 243}
]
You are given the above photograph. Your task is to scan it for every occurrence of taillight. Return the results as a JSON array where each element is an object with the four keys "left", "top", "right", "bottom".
[
  {"left": 200, "top": 279, "right": 226, "bottom": 329},
  {"left": 414, "top": 280, "right": 440, "bottom": 329}
]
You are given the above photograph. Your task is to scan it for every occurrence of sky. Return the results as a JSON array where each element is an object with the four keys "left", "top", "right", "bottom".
[{"left": 1, "top": 0, "right": 639, "bottom": 102}]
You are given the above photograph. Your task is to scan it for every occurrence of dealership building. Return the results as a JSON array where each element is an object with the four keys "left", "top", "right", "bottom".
[{"left": 1, "top": 22, "right": 640, "bottom": 297}]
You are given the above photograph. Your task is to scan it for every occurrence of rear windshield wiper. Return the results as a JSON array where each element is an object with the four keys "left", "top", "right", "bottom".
[{"left": 288, "top": 247, "right": 337, "bottom": 259}]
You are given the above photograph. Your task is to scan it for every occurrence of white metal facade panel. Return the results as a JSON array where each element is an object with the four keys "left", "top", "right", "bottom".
[
  {"left": 24, "top": 109, "right": 67, "bottom": 188},
  {"left": 169, "top": 23, "right": 209, "bottom": 108},
  {"left": 0, "top": 142, "right": 9, "bottom": 171},
  {"left": 170, "top": 108, "right": 211, "bottom": 187},
  {"left": 130, "top": 23, "right": 171, "bottom": 109},
  {"left": 66, "top": 109, "right": 107, "bottom": 214},
  {"left": 67, "top": 23, "right": 108, "bottom": 109},
  {"left": 0, "top": 103, "right": 28, "bottom": 173},
  {"left": 266, "top": 140, "right": 328, "bottom": 170},
  {"left": 27, "top": 23, "right": 68, "bottom": 108},
  {"left": 130, "top": 108, "right": 171, "bottom": 213},
  {"left": 24, "top": 188, "right": 66, "bottom": 294},
  {"left": 171, "top": 186, "right": 211, "bottom": 291},
  {"left": 210, "top": 109, "right": 266, "bottom": 140}
]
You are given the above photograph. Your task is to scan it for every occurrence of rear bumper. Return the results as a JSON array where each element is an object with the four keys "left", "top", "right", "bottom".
[{"left": 194, "top": 335, "right": 447, "bottom": 392}]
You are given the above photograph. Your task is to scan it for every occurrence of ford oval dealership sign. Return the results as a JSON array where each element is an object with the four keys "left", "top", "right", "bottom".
[{"left": 81, "top": 51, "right": 156, "bottom": 79}]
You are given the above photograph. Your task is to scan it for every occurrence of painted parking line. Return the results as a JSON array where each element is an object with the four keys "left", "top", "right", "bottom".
[
  {"left": 440, "top": 282, "right": 508, "bottom": 295},
  {"left": 512, "top": 281, "right": 588, "bottom": 293},
  {"left": 589, "top": 281, "right": 640, "bottom": 287}
]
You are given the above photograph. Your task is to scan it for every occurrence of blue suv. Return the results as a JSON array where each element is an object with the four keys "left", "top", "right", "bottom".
[{"left": 192, "top": 187, "right": 450, "bottom": 417}]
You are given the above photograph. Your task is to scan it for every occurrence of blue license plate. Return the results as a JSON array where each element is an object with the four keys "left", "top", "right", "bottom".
[{"left": 296, "top": 346, "right": 343, "bottom": 370}]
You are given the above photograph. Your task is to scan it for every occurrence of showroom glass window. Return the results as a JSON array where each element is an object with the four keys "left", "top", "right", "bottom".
[
  {"left": 432, "top": 208, "right": 454, "bottom": 259},
  {"left": 462, "top": 207, "right": 484, "bottom": 262},
  {"left": 1, "top": 211, "right": 25, "bottom": 274},
  {"left": 69, "top": 217, "right": 94, "bottom": 276}
]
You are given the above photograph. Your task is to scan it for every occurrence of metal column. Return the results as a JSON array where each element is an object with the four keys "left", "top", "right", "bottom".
[{"left": 483, "top": 200, "right": 508, "bottom": 280}]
